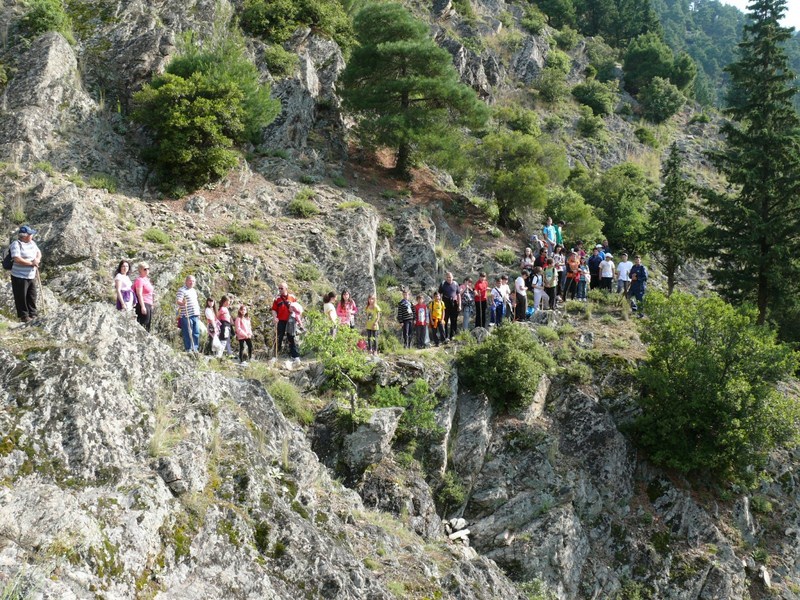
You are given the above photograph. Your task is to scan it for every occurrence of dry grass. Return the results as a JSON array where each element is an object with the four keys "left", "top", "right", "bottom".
[{"left": 148, "top": 399, "right": 185, "bottom": 458}]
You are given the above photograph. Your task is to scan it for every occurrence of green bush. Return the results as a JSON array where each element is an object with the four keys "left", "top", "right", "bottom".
[
  {"left": 634, "top": 126, "right": 658, "bottom": 148},
  {"left": 132, "top": 33, "right": 279, "bottom": 191},
  {"left": 457, "top": 324, "right": 555, "bottom": 412},
  {"left": 288, "top": 189, "right": 319, "bottom": 217},
  {"left": 689, "top": 112, "right": 711, "bottom": 125},
  {"left": 268, "top": 380, "right": 314, "bottom": 425},
  {"left": 205, "top": 234, "right": 228, "bottom": 248},
  {"left": 494, "top": 248, "right": 516, "bottom": 266},
  {"left": 520, "top": 5, "right": 546, "bottom": 35},
  {"left": 294, "top": 262, "right": 321, "bottom": 281},
  {"left": 88, "top": 173, "right": 118, "bottom": 193},
  {"left": 19, "top": 0, "right": 74, "bottom": 43},
  {"left": 228, "top": 225, "right": 260, "bottom": 243},
  {"left": 639, "top": 76, "right": 684, "bottom": 124},
  {"left": 331, "top": 175, "right": 348, "bottom": 187},
  {"left": 545, "top": 50, "right": 571, "bottom": 75},
  {"left": 545, "top": 187, "right": 604, "bottom": 245},
  {"left": 571, "top": 80, "right": 616, "bottom": 116},
  {"left": 537, "top": 326, "right": 559, "bottom": 342},
  {"left": 337, "top": 199, "right": 368, "bottom": 210},
  {"left": 143, "top": 228, "right": 170, "bottom": 244},
  {"left": 34, "top": 161, "right": 54, "bottom": 176},
  {"left": 435, "top": 471, "right": 466, "bottom": 515},
  {"left": 372, "top": 379, "right": 440, "bottom": 442},
  {"left": 576, "top": 105, "right": 604, "bottom": 138},
  {"left": 634, "top": 292, "right": 800, "bottom": 482},
  {"left": 493, "top": 105, "right": 540, "bottom": 136},
  {"left": 554, "top": 26, "right": 579, "bottom": 50},
  {"left": 377, "top": 221, "right": 396, "bottom": 238},
  {"left": 535, "top": 67, "right": 568, "bottom": 103},
  {"left": 302, "top": 311, "right": 374, "bottom": 391},
  {"left": 585, "top": 37, "right": 618, "bottom": 82},
  {"left": 240, "top": 0, "right": 354, "bottom": 53},
  {"left": 263, "top": 44, "right": 299, "bottom": 79}
]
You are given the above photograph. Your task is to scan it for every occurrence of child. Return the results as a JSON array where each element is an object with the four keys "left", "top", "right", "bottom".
[
  {"left": 531, "top": 267, "right": 546, "bottom": 311},
  {"left": 364, "top": 293, "right": 381, "bottom": 355},
  {"left": 337, "top": 290, "right": 357, "bottom": 328},
  {"left": 323, "top": 291, "right": 338, "bottom": 336},
  {"left": 396, "top": 288, "right": 414, "bottom": 349},
  {"left": 217, "top": 296, "right": 234, "bottom": 357},
  {"left": 203, "top": 298, "right": 219, "bottom": 356},
  {"left": 544, "top": 258, "right": 558, "bottom": 310},
  {"left": 288, "top": 301, "right": 305, "bottom": 333},
  {"left": 234, "top": 305, "right": 253, "bottom": 364},
  {"left": 578, "top": 257, "right": 590, "bottom": 301},
  {"left": 490, "top": 278, "right": 504, "bottom": 326},
  {"left": 429, "top": 292, "right": 446, "bottom": 346},
  {"left": 413, "top": 294, "right": 429, "bottom": 349}
]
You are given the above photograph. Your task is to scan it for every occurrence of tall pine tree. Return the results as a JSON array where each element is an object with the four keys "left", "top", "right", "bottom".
[
  {"left": 703, "top": 0, "right": 800, "bottom": 332},
  {"left": 648, "top": 143, "right": 698, "bottom": 294},
  {"left": 339, "top": 2, "right": 487, "bottom": 176}
]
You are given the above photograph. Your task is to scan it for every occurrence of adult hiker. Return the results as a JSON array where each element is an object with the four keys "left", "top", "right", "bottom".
[
  {"left": 271, "top": 282, "right": 299, "bottom": 361},
  {"left": 438, "top": 271, "right": 460, "bottom": 340},
  {"left": 628, "top": 255, "right": 648, "bottom": 313},
  {"left": 616, "top": 252, "right": 633, "bottom": 296},
  {"left": 114, "top": 260, "right": 135, "bottom": 314},
  {"left": 8, "top": 225, "right": 41, "bottom": 322},
  {"left": 133, "top": 262, "right": 154, "bottom": 332},
  {"left": 460, "top": 277, "right": 475, "bottom": 332},
  {"left": 587, "top": 246, "right": 603, "bottom": 291},
  {"left": 542, "top": 217, "right": 557, "bottom": 257},
  {"left": 176, "top": 275, "right": 201, "bottom": 353},
  {"left": 514, "top": 269, "right": 528, "bottom": 321},
  {"left": 473, "top": 272, "right": 489, "bottom": 329},
  {"left": 555, "top": 220, "right": 565, "bottom": 248}
]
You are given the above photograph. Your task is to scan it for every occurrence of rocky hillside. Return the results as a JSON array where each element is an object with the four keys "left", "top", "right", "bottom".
[{"left": 1, "top": 0, "right": 798, "bottom": 599}]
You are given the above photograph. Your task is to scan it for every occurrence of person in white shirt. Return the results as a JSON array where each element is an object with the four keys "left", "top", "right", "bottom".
[
  {"left": 514, "top": 269, "right": 528, "bottom": 321},
  {"left": 615, "top": 252, "right": 634, "bottom": 296},
  {"left": 499, "top": 275, "right": 513, "bottom": 322},
  {"left": 599, "top": 254, "right": 615, "bottom": 292},
  {"left": 176, "top": 275, "right": 201, "bottom": 353}
]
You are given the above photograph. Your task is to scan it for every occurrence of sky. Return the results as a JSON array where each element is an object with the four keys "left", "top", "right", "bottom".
[{"left": 719, "top": 0, "right": 800, "bottom": 32}]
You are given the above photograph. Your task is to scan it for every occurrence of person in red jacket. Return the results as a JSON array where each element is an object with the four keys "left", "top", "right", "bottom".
[
  {"left": 271, "top": 282, "right": 299, "bottom": 361},
  {"left": 473, "top": 272, "right": 489, "bottom": 328}
]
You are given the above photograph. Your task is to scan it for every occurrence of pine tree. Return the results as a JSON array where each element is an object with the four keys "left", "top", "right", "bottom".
[
  {"left": 648, "top": 143, "right": 698, "bottom": 294},
  {"left": 339, "top": 2, "right": 487, "bottom": 176},
  {"left": 703, "top": 0, "right": 800, "bottom": 330}
]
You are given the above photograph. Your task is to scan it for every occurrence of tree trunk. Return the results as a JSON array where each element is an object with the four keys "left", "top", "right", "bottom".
[{"left": 395, "top": 142, "right": 411, "bottom": 179}]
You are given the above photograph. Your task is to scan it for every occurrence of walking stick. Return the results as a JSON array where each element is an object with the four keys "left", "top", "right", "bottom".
[
  {"left": 272, "top": 319, "right": 279, "bottom": 360},
  {"left": 35, "top": 268, "right": 46, "bottom": 317}
]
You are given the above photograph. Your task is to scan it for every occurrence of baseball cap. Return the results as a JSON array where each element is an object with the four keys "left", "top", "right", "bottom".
[{"left": 18, "top": 225, "right": 37, "bottom": 235}]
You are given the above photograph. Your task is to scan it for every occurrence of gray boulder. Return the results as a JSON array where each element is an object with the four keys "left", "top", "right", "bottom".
[{"left": 344, "top": 407, "right": 404, "bottom": 475}]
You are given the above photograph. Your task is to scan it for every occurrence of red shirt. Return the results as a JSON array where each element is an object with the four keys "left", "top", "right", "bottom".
[
  {"left": 474, "top": 279, "right": 489, "bottom": 302},
  {"left": 272, "top": 293, "right": 296, "bottom": 321}
]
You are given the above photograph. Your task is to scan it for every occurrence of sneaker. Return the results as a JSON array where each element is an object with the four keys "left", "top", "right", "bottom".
[
  {"left": 292, "top": 357, "right": 301, "bottom": 363},
  {"left": 240, "top": 361, "right": 249, "bottom": 366}
]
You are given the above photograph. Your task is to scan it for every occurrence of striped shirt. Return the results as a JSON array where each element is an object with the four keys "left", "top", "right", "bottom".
[
  {"left": 10, "top": 239, "right": 40, "bottom": 280},
  {"left": 176, "top": 286, "right": 200, "bottom": 317}
]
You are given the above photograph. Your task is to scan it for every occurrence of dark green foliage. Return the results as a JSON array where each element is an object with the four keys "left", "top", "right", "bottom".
[
  {"left": 584, "top": 36, "right": 619, "bottom": 82},
  {"left": 571, "top": 79, "right": 616, "bottom": 115},
  {"left": 521, "top": 5, "right": 547, "bottom": 34},
  {"left": 457, "top": 324, "right": 555, "bottom": 413},
  {"left": 669, "top": 51, "right": 697, "bottom": 91},
  {"left": 648, "top": 143, "right": 699, "bottom": 293},
  {"left": 288, "top": 189, "right": 319, "bottom": 217},
  {"left": 493, "top": 105, "right": 541, "bottom": 136},
  {"left": 634, "top": 292, "right": 799, "bottom": 482},
  {"left": 623, "top": 32, "right": 674, "bottom": 93},
  {"left": 133, "top": 34, "right": 279, "bottom": 192},
  {"left": 339, "top": 3, "right": 487, "bottom": 176},
  {"left": 576, "top": 105, "right": 604, "bottom": 137},
  {"left": 574, "top": 0, "right": 660, "bottom": 47},
  {"left": 545, "top": 187, "right": 604, "bottom": 244},
  {"left": 478, "top": 128, "right": 568, "bottom": 225},
  {"left": 302, "top": 312, "right": 374, "bottom": 391},
  {"left": 639, "top": 76, "right": 684, "bottom": 123},
  {"left": 634, "top": 126, "right": 658, "bottom": 147},
  {"left": 545, "top": 49, "right": 572, "bottom": 75},
  {"left": 571, "top": 163, "right": 654, "bottom": 252},
  {"left": 535, "top": 67, "right": 569, "bottom": 102},
  {"left": 240, "top": 0, "right": 354, "bottom": 52},
  {"left": 435, "top": 471, "right": 466, "bottom": 516},
  {"left": 263, "top": 44, "right": 299, "bottom": 78},
  {"left": 554, "top": 26, "right": 580, "bottom": 50},
  {"left": 702, "top": 0, "right": 800, "bottom": 336},
  {"left": 19, "top": 0, "right": 74, "bottom": 43},
  {"left": 536, "top": 0, "right": 577, "bottom": 29},
  {"left": 371, "top": 379, "right": 441, "bottom": 442}
]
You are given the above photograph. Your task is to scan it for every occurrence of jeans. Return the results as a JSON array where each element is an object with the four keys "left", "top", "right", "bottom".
[
  {"left": 577, "top": 281, "right": 587, "bottom": 299},
  {"left": 415, "top": 324, "right": 427, "bottom": 348},
  {"left": 367, "top": 329, "right": 378, "bottom": 352},
  {"left": 11, "top": 276, "right": 37, "bottom": 320},
  {"left": 277, "top": 319, "right": 299, "bottom": 358},
  {"left": 515, "top": 292, "right": 527, "bottom": 321},
  {"left": 443, "top": 298, "right": 459, "bottom": 339},
  {"left": 617, "top": 280, "right": 630, "bottom": 295},
  {"left": 491, "top": 302, "right": 503, "bottom": 325},
  {"left": 462, "top": 305, "right": 474, "bottom": 331},
  {"left": 180, "top": 315, "right": 200, "bottom": 351},
  {"left": 401, "top": 321, "right": 413, "bottom": 348},
  {"left": 475, "top": 300, "right": 487, "bottom": 328}
]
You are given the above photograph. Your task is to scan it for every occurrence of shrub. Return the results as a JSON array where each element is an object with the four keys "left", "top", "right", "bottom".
[
  {"left": 493, "top": 105, "right": 540, "bottom": 136},
  {"left": 268, "top": 380, "right": 314, "bottom": 425},
  {"left": 435, "top": 471, "right": 466, "bottom": 515},
  {"left": 545, "top": 187, "right": 604, "bottom": 245},
  {"left": 520, "top": 5, "right": 546, "bottom": 35},
  {"left": 571, "top": 80, "right": 616, "bottom": 116},
  {"left": 494, "top": 248, "right": 516, "bottom": 266},
  {"left": 228, "top": 225, "right": 260, "bottom": 243},
  {"left": 205, "top": 234, "right": 228, "bottom": 248},
  {"left": 468, "top": 196, "right": 500, "bottom": 223},
  {"left": 634, "top": 126, "right": 658, "bottom": 148},
  {"left": 545, "top": 50, "right": 571, "bottom": 75},
  {"left": 554, "top": 26, "right": 579, "bottom": 50},
  {"left": 19, "top": 0, "right": 74, "bottom": 43},
  {"left": 689, "top": 112, "right": 711, "bottom": 125},
  {"left": 537, "top": 326, "right": 559, "bottom": 342},
  {"left": 457, "top": 324, "right": 555, "bottom": 412},
  {"left": 576, "top": 105, "right": 604, "bottom": 138},
  {"left": 132, "top": 33, "right": 279, "bottom": 191},
  {"left": 294, "top": 262, "right": 320, "bottom": 281},
  {"left": 143, "top": 228, "right": 170, "bottom": 244},
  {"left": 34, "top": 161, "right": 54, "bottom": 176},
  {"left": 331, "top": 175, "right": 348, "bottom": 187},
  {"left": 634, "top": 292, "right": 800, "bottom": 482},
  {"left": 639, "top": 77, "right": 684, "bottom": 124},
  {"left": 337, "top": 199, "right": 368, "bottom": 210},
  {"left": 535, "top": 67, "right": 568, "bottom": 103},
  {"left": 288, "top": 189, "right": 319, "bottom": 217},
  {"left": 372, "top": 379, "right": 440, "bottom": 442},
  {"left": 377, "top": 221, "right": 396, "bottom": 238},
  {"left": 263, "top": 44, "right": 298, "bottom": 79},
  {"left": 302, "top": 311, "right": 374, "bottom": 391},
  {"left": 88, "top": 173, "right": 118, "bottom": 193}
]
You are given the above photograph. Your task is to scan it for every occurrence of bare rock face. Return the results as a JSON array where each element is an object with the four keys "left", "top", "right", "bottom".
[
  {"left": 344, "top": 407, "right": 404, "bottom": 475},
  {"left": 436, "top": 32, "right": 502, "bottom": 99},
  {"left": 510, "top": 34, "right": 551, "bottom": 84},
  {"left": 0, "top": 33, "right": 95, "bottom": 165}
]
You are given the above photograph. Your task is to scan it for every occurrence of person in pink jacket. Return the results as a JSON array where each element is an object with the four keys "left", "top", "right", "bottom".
[{"left": 234, "top": 304, "right": 253, "bottom": 365}]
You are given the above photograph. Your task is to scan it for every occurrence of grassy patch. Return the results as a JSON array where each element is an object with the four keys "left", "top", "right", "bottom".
[
  {"left": 288, "top": 188, "right": 319, "bottom": 217},
  {"left": 267, "top": 380, "right": 314, "bottom": 425},
  {"left": 143, "top": 228, "right": 170, "bottom": 244}
]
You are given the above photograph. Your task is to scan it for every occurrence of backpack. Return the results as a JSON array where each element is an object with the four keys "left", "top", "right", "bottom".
[{"left": 2, "top": 241, "right": 16, "bottom": 271}]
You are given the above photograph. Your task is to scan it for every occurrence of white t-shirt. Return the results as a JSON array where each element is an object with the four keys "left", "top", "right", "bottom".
[
  {"left": 499, "top": 283, "right": 511, "bottom": 301},
  {"left": 600, "top": 260, "right": 615, "bottom": 278},
  {"left": 323, "top": 302, "right": 337, "bottom": 324},
  {"left": 616, "top": 261, "right": 634, "bottom": 281},
  {"left": 114, "top": 273, "right": 132, "bottom": 293},
  {"left": 515, "top": 276, "right": 526, "bottom": 295}
]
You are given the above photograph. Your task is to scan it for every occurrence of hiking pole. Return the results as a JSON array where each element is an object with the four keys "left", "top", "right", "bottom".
[
  {"left": 35, "top": 267, "right": 46, "bottom": 317},
  {"left": 273, "top": 319, "right": 278, "bottom": 360}
]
